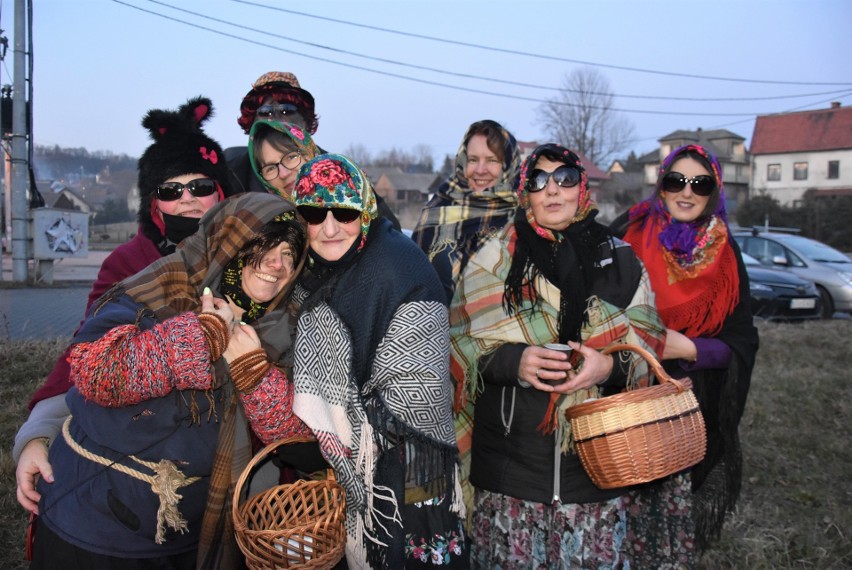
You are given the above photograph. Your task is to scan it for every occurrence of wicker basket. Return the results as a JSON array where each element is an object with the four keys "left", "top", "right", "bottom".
[
  {"left": 565, "top": 343, "right": 707, "bottom": 489},
  {"left": 232, "top": 437, "right": 346, "bottom": 569}
]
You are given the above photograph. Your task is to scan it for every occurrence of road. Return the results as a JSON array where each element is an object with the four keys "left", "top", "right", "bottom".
[{"left": 1, "top": 250, "right": 109, "bottom": 341}]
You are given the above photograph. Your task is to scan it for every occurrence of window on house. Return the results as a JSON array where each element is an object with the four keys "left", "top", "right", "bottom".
[
  {"left": 767, "top": 164, "right": 781, "bottom": 181},
  {"left": 828, "top": 160, "right": 839, "bottom": 179},
  {"left": 793, "top": 162, "right": 808, "bottom": 180}
]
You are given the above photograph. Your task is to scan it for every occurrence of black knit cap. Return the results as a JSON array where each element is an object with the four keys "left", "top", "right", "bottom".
[{"left": 137, "top": 96, "right": 233, "bottom": 242}]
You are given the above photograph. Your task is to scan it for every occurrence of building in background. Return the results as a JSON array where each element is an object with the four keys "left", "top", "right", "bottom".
[{"left": 750, "top": 102, "right": 852, "bottom": 206}]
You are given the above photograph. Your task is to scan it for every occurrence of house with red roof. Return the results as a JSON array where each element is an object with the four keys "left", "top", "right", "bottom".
[{"left": 750, "top": 102, "right": 852, "bottom": 205}]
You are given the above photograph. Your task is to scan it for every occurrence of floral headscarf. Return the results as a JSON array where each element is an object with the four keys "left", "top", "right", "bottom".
[
  {"left": 640, "top": 144, "right": 728, "bottom": 262},
  {"left": 248, "top": 120, "right": 320, "bottom": 199},
  {"left": 516, "top": 143, "right": 596, "bottom": 242},
  {"left": 294, "top": 153, "right": 378, "bottom": 251},
  {"left": 624, "top": 144, "right": 738, "bottom": 336}
]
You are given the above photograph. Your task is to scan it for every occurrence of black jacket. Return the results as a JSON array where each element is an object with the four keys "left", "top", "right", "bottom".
[{"left": 470, "top": 240, "right": 645, "bottom": 504}]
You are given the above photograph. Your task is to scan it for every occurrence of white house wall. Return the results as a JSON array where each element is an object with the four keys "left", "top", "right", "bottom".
[{"left": 751, "top": 149, "right": 852, "bottom": 205}]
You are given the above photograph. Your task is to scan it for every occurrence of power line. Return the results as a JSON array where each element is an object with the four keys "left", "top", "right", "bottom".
[
  {"left": 145, "top": 0, "right": 850, "bottom": 104},
  {"left": 231, "top": 0, "right": 852, "bottom": 87},
  {"left": 705, "top": 90, "right": 852, "bottom": 134},
  {"left": 112, "top": 1, "right": 826, "bottom": 118}
]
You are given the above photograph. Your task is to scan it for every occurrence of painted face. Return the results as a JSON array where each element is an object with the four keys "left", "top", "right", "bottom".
[
  {"left": 662, "top": 157, "right": 712, "bottom": 223},
  {"left": 464, "top": 133, "right": 502, "bottom": 193},
  {"left": 306, "top": 209, "right": 361, "bottom": 262},
  {"left": 240, "top": 241, "right": 296, "bottom": 303},
  {"left": 528, "top": 157, "right": 580, "bottom": 231},
  {"left": 155, "top": 172, "right": 220, "bottom": 220},
  {"left": 259, "top": 139, "right": 304, "bottom": 198}
]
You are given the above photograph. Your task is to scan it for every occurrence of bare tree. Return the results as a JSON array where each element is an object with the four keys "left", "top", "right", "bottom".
[
  {"left": 343, "top": 144, "right": 436, "bottom": 172},
  {"left": 343, "top": 143, "right": 372, "bottom": 166},
  {"left": 536, "top": 67, "right": 635, "bottom": 168},
  {"left": 411, "top": 144, "right": 435, "bottom": 172}
]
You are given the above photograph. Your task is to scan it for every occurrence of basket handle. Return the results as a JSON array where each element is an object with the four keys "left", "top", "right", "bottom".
[
  {"left": 231, "top": 436, "right": 325, "bottom": 524},
  {"left": 601, "top": 343, "right": 688, "bottom": 392}
]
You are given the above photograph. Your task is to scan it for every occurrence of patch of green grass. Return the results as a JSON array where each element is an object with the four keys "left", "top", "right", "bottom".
[
  {"left": 0, "top": 338, "right": 67, "bottom": 569},
  {"left": 1, "top": 321, "right": 851, "bottom": 567}
]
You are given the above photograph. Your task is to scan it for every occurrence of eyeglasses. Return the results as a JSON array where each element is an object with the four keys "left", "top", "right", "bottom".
[
  {"left": 256, "top": 103, "right": 300, "bottom": 120},
  {"left": 155, "top": 178, "right": 217, "bottom": 201},
  {"left": 527, "top": 166, "right": 582, "bottom": 193},
  {"left": 297, "top": 206, "right": 361, "bottom": 225},
  {"left": 260, "top": 152, "right": 304, "bottom": 181},
  {"left": 661, "top": 172, "right": 716, "bottom": 197}
]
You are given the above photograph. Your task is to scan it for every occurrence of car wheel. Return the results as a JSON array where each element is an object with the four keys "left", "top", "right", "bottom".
[{"left": 817, "top": 286, "right": 834, "bottom": 319}]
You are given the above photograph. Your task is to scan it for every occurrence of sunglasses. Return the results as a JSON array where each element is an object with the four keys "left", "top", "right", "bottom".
[
  {"left": 661, "top": 172, "right": 716, "bottom": 197},
  {"left": 155, "top": 178, "right": 217, "bottom": 202},
  {"left": 527, "top": 166, "right": 582, "bottom": 192},
  {"left": 260, "top": 152, "right": 304, "bottom": 181},
  {"left": 256, "top": 103, "right": 300, "bottom": 119},
  {"left": 297, "top": 206, "right": 361, "bottom": 225}
]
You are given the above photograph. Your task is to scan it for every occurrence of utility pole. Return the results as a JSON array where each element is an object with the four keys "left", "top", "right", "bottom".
[
  {"left": 0, "top": 37, "right": 7, "bottom": 281},
  {"left": 10, "top": 0, "right": 28, "bottom": 282}
]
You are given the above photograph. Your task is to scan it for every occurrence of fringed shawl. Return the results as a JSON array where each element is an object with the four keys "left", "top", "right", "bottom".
[
  {"left": 89, "top": 193, "right": 302, "bottom": 568},
  {"left": 293, "top": 219, "right": 461, "bottom": 569},
  {"left": 622, "top": 144, "right": 759, "bottom": 550},
  {"left": 449, "top": 223, "right": 665, "bottom": 523},
  {"left": 411, "top": 121, "right": 520, "bottom": 283},
  {"left": 623, "top": 144, "right": 739, "bottom": 337}
]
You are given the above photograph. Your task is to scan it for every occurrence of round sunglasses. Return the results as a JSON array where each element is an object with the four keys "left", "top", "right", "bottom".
[
  {"left": 660, "top": 172, "right": 716, "bottom": 197},
  {"left": 527, "top": 165, "right": 581, "bottom": 193},
  {"left": 155, "top": 178, "right": 217, "bottom": 202},
  {"left": 296, "top": 205, "right": 361, "bottom": 225}
]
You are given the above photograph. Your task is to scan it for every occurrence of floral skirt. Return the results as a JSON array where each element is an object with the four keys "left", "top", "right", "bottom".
[
  {"left": 405, "top": 495, "right": 468, "bottom": 568},
  {"left": 469, "top": 489, "right": 629, "bottom": 570},
  {"left": 622, "top": 473, "right": 696, "bottom": 569}
]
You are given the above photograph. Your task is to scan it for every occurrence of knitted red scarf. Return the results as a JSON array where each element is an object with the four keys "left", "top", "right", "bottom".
[{"left": 624, "top": 213, "right": 739, "bottom": 337}]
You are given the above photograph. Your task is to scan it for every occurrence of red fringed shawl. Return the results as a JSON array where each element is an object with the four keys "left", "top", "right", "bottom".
[{"left": 624, "top": 214, "right": 739, "bottom": 337}]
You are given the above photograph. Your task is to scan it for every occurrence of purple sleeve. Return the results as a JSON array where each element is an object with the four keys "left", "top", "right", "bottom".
[{"left": 679, "top": 337, "right": 732, "bottom": 371}]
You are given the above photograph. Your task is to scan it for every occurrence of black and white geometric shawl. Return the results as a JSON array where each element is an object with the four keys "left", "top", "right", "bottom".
[{"left": 293, "top": 219, "right": 462, "bottom": 569}]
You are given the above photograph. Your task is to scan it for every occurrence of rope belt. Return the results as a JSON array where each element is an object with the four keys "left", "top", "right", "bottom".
[{"left": 61, "top": 416, "right": 202, "bottom": 544}]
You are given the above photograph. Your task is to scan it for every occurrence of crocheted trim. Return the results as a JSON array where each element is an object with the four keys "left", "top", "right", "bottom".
[
  {"left": 198, "top": 313, "right": 230, "bottom": 361},
  {"left": 228, "top": 348, "right": 270, "bottom": 393}
]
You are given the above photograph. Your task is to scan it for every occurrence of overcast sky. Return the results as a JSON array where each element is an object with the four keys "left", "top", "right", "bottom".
[{"left": 2, "top": 0, "right": 850, "bottom": 169}]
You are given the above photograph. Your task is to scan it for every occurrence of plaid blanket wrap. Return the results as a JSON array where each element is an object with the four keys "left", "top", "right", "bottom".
[{"left": 449, "top": 224, "right": 665, "bottom": 523}]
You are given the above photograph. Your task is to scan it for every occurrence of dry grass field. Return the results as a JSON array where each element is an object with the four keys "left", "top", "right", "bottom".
[{"left": 1, "top": 320, "right": 850, "bottom": 568}]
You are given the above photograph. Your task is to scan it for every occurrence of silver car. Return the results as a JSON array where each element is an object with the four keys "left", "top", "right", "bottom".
[{"left": 733, "top": 230, "right": 852, "bottom": 318}]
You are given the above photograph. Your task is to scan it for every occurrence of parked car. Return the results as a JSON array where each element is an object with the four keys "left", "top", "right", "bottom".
[
  {"left": 733, "top": 229, "right": 852, "bottom": 318},
  {"left": 741, "top": 252, "right": 821, "bottom": 320}
]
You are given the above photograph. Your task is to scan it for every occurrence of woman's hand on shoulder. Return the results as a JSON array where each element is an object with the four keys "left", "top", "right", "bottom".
[{"left": 16, "top": 438, "right": 53, "bottom": 515}]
